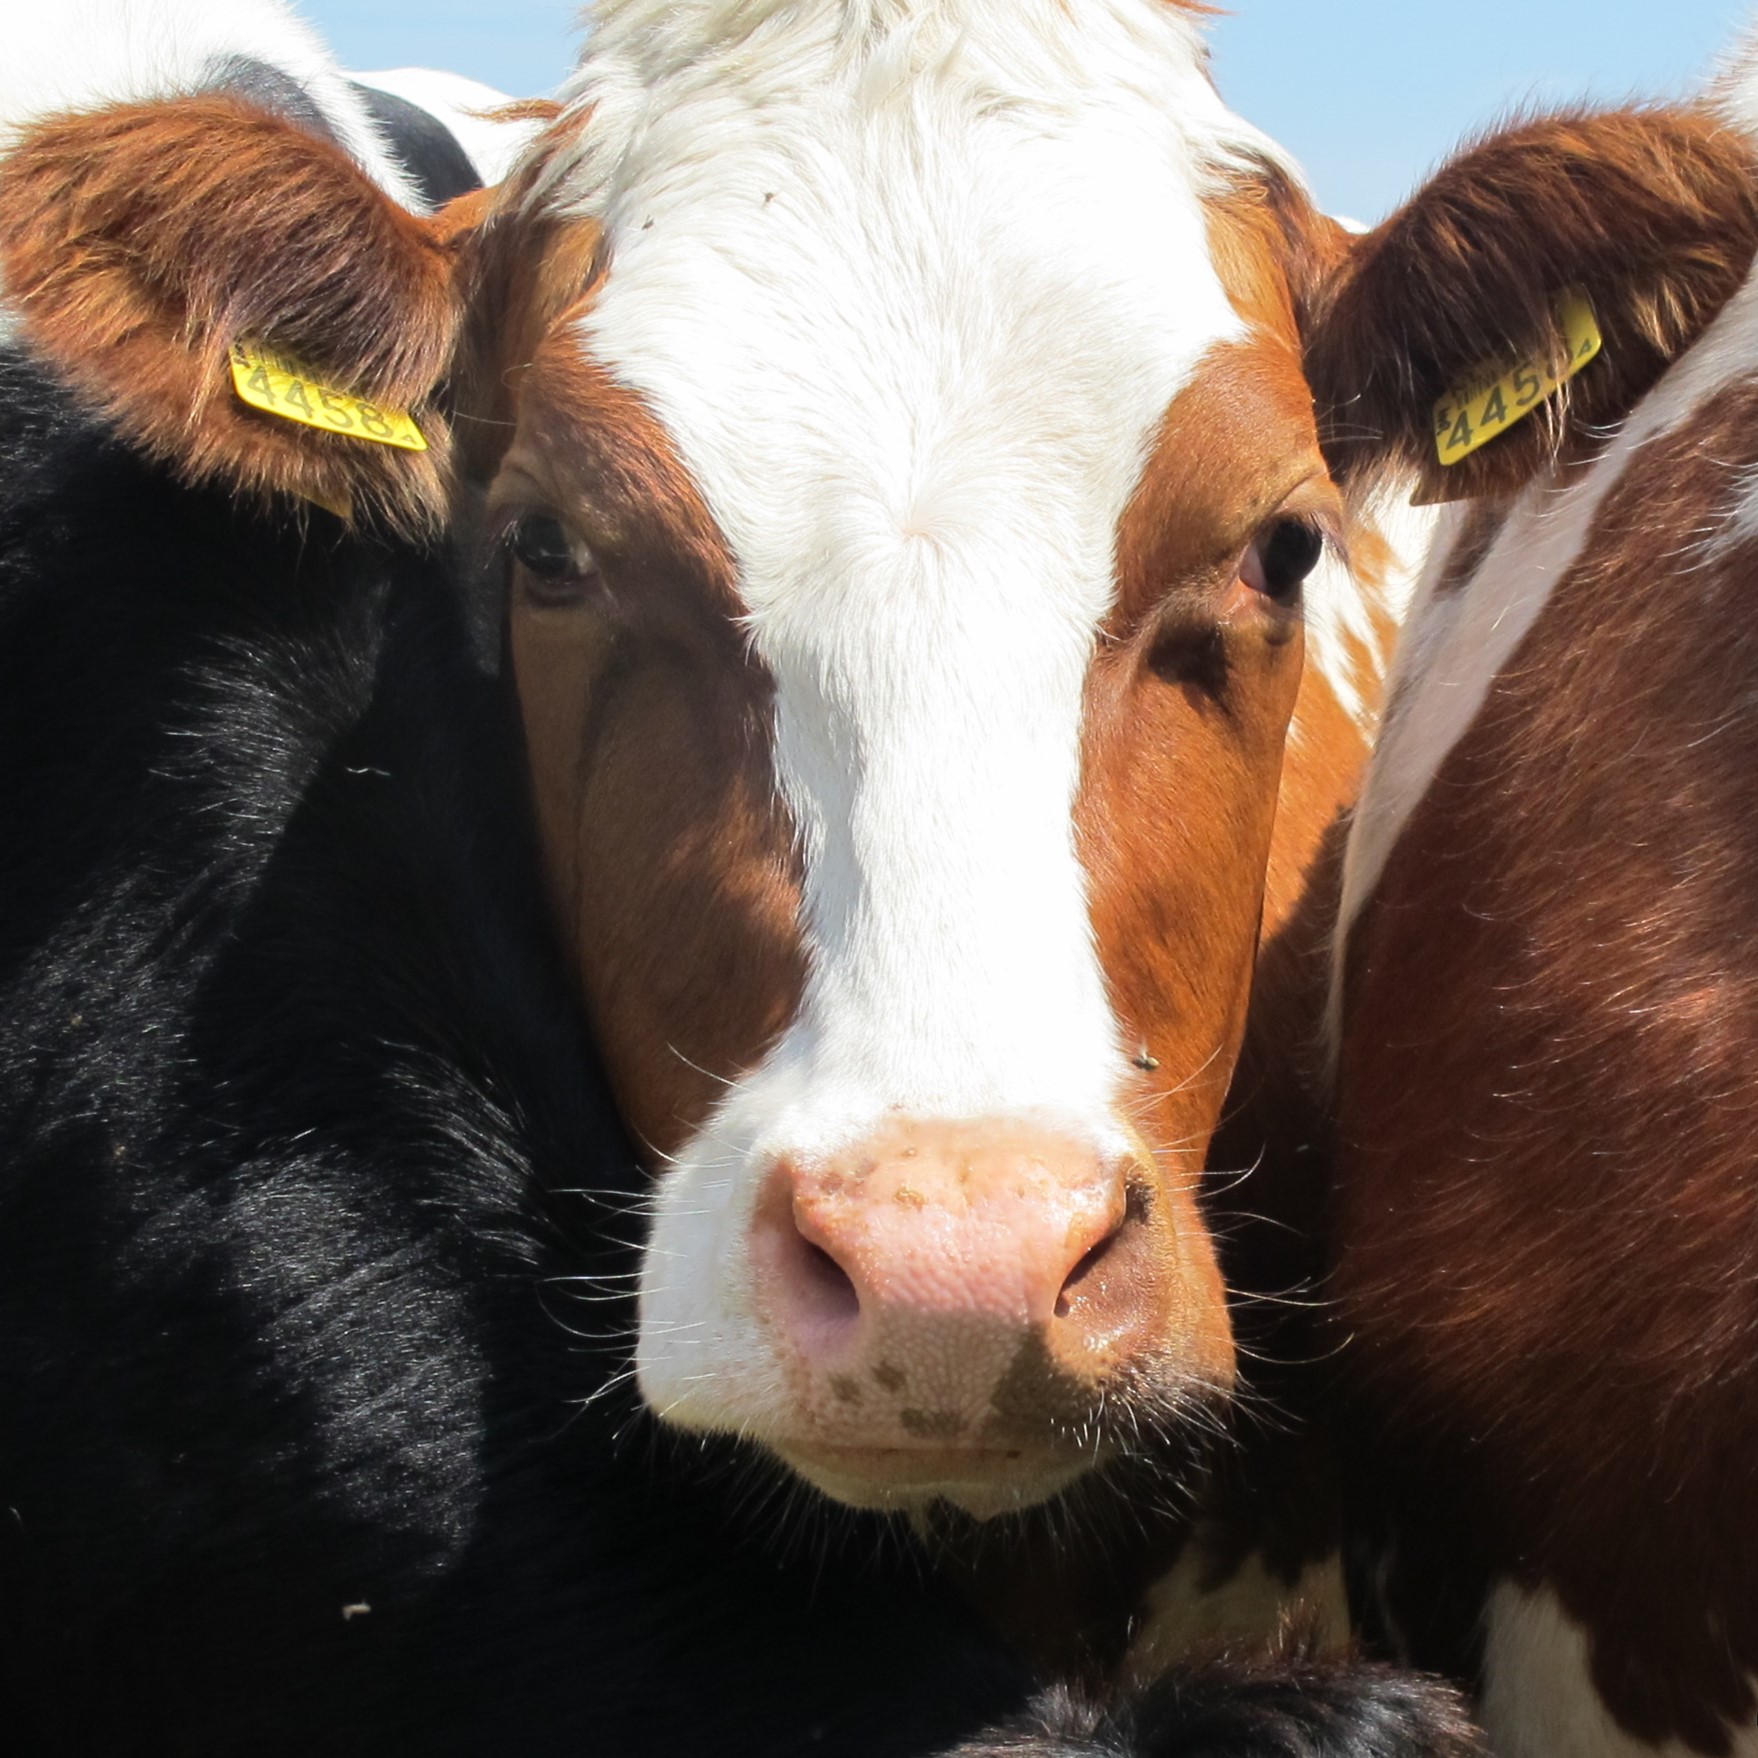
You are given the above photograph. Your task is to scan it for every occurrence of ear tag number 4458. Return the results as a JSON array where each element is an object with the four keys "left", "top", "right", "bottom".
[
  {"left": 229, "top": 340, "right": 428, "bottom": 452},
  {"left": 1433, "top": 295, "right": 1602, "bottom": 467}
]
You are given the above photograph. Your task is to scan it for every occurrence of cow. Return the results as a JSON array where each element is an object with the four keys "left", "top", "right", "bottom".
[
  {"left": 0, "top": 0, "right": 1476, "bottom": 1751},
  {"left": 441, "top": 0, "right": 1431, "bottom": 1590},
  {"left": 1311, "top": 37, "right": 1758, "bottom": 1758}
]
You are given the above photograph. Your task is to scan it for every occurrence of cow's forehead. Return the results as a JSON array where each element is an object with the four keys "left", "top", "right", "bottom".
[{"left": 541, "top": 0, "right": 1283, "bottom": 619}]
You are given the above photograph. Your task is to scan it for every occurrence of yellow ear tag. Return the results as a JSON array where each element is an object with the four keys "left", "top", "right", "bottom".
[
  {"left": 1433, "top": 295, "right": 1602, "bottom": 467},
  {"left": 229, "top": 340, "right": 428, "bottom": 453}
]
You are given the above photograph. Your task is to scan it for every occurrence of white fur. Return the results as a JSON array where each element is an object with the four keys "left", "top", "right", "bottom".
[
  {"left": 1483, "top": 1582, "right": 1758, "bottom": 1758},
  {"left": 539, "top": 0, "right": 1314, "bottom": 1431},
  {"left": 0, "top": 0, "right": 421, "bottom": 208},
  {"left": 1710, "top": 22, "right": 1758, "bottom": 143},
  {"left": 352, "top": 67, "right": 542, "bottom": 188},
  {"left": 1331, "top": 263, "right": 1758, "bottom": 1055}
]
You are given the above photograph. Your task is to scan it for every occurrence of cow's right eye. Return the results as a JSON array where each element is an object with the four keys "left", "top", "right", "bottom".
[
  {"left": 510, "top": 514, "right": 576, "bottom": 579},
  {"left": 507, "top": 514, "right": 601, "bottom": 608}
]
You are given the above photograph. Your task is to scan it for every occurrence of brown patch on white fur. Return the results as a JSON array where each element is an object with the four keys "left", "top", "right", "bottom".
[
  {"left": 1082, "top": 332, "right": 1334, "bottom": 1209},
  {"left": 499, "top": 333, "right": 804, "bottom": 1160},
  {"left": 456, "top": 77, "right": 1403, "bottom": 1678},
  {"left": 1206, "top": 161, "right": 1352, "bottom": 345},
  {"left": 1062, "top": 336, "right": 1342, "bottom": 1513}
]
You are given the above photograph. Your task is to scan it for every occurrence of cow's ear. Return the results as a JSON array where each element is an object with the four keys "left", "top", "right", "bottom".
[
  {"left": 0, "top": 93, "right": 465, "bottom": 535},
  {"left": 1307, "top": 109, "right": 1758, "bottom": 499}
]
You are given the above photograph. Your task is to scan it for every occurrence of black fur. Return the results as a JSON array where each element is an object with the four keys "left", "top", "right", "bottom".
[
  {"left": 0, "top": 345, "right": 1479, "bottom": 1756},
  {"left": 205, "top": 53, "right": 339, "bottom": 140},
  {"left": 951, "top": 1652, "right": 1482, "bottom": 1758},
  {"left": 350, "top": 80, "right": 484, "bottom": 206},
  {"left": 0, "top": 347, "right": 1024, "bottom": 1754}
]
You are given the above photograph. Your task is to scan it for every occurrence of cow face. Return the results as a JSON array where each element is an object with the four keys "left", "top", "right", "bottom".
[
  {"left": 469, "top": 4, "right": 1354, "bottom": 1518},
  {"left": 0, "top": 0, "right": 1387, "bottom": 1521}
]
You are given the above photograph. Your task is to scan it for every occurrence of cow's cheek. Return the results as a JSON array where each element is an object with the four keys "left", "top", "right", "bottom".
[
  {"left": 511, "top": 605, "right": 805, "bottom": 1160},
  {"left": 1074, "top": 622, "right": 1307, "bottom": 1387}
]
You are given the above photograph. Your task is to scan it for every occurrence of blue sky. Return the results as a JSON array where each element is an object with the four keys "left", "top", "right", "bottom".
[{"left": 307, "top": 1, "right": 1753, "bottom": 219}]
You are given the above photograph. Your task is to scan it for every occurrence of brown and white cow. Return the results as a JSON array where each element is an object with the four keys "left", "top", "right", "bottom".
[
  {"left": 1310, "top": 47, "right": 1758, "bottom": 1758},
  {"left": 0, "top": 0, "right": 1418, "bottom": 1637}
]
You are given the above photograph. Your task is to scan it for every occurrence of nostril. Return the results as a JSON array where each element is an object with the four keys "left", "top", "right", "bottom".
[
  {"left": 797, "top": 1235, "right": 860, "bottom": 1325},
  {"left": 1054, "top": 1184, "right": 1146, "bottom": 1323},
  {"left": 752, "top": 1166, "right": 865, "bottom": 1356},
  {"left": 1055, "top": 1225, "right": 1121, "bottom": 1320}
]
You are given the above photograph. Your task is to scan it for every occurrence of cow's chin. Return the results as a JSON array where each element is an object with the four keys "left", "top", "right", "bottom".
[{"left": 772, "top": 1442, "right": 1099, "bottom": 1520}]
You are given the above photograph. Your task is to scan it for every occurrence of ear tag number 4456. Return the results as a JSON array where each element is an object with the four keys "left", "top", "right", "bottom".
[
  {"left": 1433, "top": 295, "right": 1602, "bottom": 466},
  {"left": 230, "top": 340, "right": 428, "bottom": 452}
]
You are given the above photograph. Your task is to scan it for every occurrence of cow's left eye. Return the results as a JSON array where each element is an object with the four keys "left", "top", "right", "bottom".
[{"left": 1243, "top": 519, "right": 1324, "bottom": 603}]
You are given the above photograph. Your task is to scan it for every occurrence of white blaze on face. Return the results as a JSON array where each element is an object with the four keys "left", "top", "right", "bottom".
[{"left": 542, "top": 0, "right": 1287, "bottom": 1433}]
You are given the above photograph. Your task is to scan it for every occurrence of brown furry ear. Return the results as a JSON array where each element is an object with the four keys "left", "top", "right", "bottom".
[
  {"left": 1307, "top": 108, "right": 1758, "bottom": 499},
  {"left": 0, "top": 93, "right": 467, "bottom": 536}
]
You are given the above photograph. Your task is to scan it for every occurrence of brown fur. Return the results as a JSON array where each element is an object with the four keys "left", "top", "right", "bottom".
[
  {"left": 1208, "top": 160, "right": 1353, "bottom": 347},
  {"left": 484, "top": 97, "right": 564, "bottom": 132},
  {"left": 448, "top": 110, "right": 612, "bottom": 485},
  {"left": 1089, "top": 336, "right": 1334, "bottom": 1184},
  {"left": 1046, "top": 323, "right": 1370, "bottom": 1675},
  {"left": 501, "top": 336, "right": 804, "bottom": 1161},
  {"left": 0, "top": 96, "right": 462, "bottom": 534},
  {"left": 0, "top": 65, "right": 1403, "bottom": 1684},
  {"left": 1333, "top": 353, "right": 1758, "bottom": 1754},
  {"left": 0, "top": 40, "right": 1419, "bottom": 1717},
  {"left": 1308, "top": 107, "right": 1758, "bottom": 501}
]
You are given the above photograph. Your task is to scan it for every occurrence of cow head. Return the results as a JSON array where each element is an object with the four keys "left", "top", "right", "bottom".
[{"left": 0, "top": 1, "right": 1408, "bottom": 1520}]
